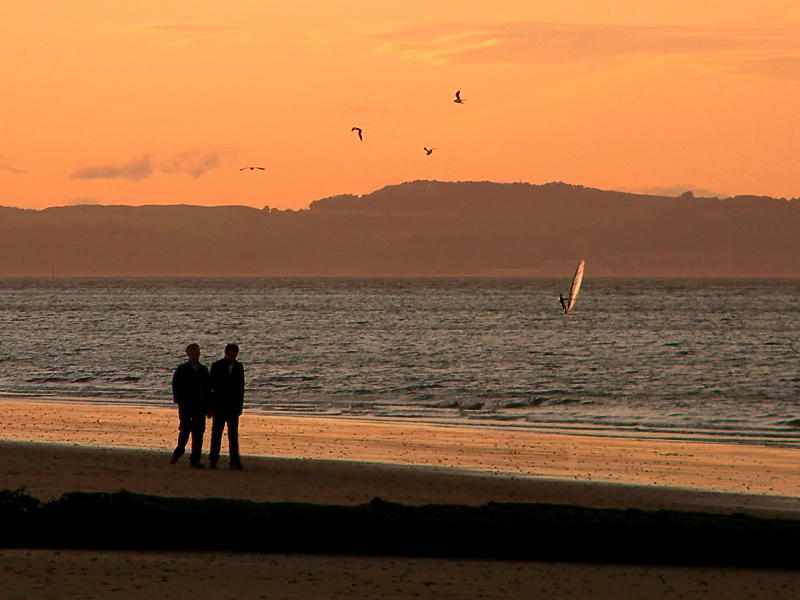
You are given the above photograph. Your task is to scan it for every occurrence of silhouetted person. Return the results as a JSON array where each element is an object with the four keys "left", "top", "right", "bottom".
[
  {"left": 170, "top": 343, "right": 211, "bottom": 468},
  {"left": 558, "top": 294, "right": 568, "bottom": 313},
  {"left": 209, "top": 343, "right": 246, "bottom": 470}
]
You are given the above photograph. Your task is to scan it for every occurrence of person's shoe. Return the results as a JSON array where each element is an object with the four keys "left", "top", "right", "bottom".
[
  {"left": 230, "top": 463, "right": 244, "bottom": 471},
  {"left": 169, "top": 451, "right": 183, "bottom": 465},
  {"left": 190, "top": 463, "right": 205, "bottom": 469},
  {"left": 209, "top": 461, "right": 217, "bottom": 469}
]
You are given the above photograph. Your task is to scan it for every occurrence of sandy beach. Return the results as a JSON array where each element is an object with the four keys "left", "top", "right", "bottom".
[{"left": 2, "top": 397, "right": 800, "bottom": 598}]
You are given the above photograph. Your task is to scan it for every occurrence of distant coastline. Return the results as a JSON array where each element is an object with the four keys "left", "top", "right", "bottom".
[{"left": 2, "top": 180, "right": 800, "bottom": 277}]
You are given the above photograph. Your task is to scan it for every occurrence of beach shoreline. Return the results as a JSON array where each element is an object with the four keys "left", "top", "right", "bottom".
[
  {"left": 3, "top": 397, "right": 800, "bottom": 598},
  {"left": 3, "top": 391, "right": 796, "bottom": 448},
  {"left": 2, "top": 397, "right": 800, "bottom": 511}
]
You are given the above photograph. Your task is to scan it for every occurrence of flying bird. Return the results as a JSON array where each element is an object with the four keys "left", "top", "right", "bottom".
[
  {"left": 424, "top": 147, "right": 437, "bottom": 155},
  {"left": 351, "top": 127, "right": 363, "bottom": 141},
  {"left": 240, "top": 166, "right": 265, "bottom": 171},
  {"left": 454, "top": 89, "right": 464, "bottom": 104}
]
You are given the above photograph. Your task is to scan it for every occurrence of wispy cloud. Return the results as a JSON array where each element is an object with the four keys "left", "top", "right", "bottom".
[
  {"left": 629, "top": 184, "right": 724, "bottom": 198},
  {"left": 70, "top": 151, "right": 222, "bottom": 182},
  {"left": 160, "top": 150, "right": 221, "bottom": 179},
  {"left": 734, "top": 55, "right": 800, "bottom": 81},
  {"left": 64, "top": 197, "right": 102, "bottom": 206},
  {"left": 114, "top": 22, "right": 239, "bottom": 45},
  {"left": 71, "top": 156, "right": 153, "bottom": 181},
  {"left": 131, "top": 23, "right": 231, "bottom": 33},
  {"left": 367, "top": 22, "right": 800, "bottom": 80},
  {"left": 0, "top": 157, "right": 26, "bottom": 174}
]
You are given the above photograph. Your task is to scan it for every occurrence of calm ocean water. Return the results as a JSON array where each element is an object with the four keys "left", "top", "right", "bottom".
[{"left": 0, "top": 278, "right": 798, "bottom": 445}]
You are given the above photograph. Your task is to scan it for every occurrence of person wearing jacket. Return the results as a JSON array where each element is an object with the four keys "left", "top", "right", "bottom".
[
  {"left": 170, "top": 343, "right": 211, "bottom": 468},
  {"left": 208, "top": 343, "right": 246, "bottom": 470}
]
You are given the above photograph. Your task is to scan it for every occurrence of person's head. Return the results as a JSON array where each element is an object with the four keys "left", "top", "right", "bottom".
[
  {"left": 224, "top": 343, "right": 239, "bottom": 362},
  {"left": 185, "top": 343, "right": 201, "bottom": 364}
]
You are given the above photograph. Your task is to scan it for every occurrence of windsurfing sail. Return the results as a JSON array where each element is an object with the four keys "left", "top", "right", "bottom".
[{"left": 561, "top": 260, "right": 585, "bottom": 314}]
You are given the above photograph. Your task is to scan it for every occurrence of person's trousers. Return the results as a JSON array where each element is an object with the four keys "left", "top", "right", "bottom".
[
  {"left": 209, "top": 412, "right": 241, "bottom": 466},
  {"left": 174, "top": 405, "right": 206, "bottom": 465}
]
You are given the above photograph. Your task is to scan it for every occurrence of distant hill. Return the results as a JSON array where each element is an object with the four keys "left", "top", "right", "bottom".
[{"left": 2, "top": 181, "right": 799, "bottom": 277}]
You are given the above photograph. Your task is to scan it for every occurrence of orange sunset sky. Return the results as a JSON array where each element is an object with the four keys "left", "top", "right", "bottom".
[{"left": 3, "top": 1, "right": 800, "bottom": 210}]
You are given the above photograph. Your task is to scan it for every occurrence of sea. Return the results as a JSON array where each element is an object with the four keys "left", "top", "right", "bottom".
[{"left": 0, "top": 278, "right": 798, "bottom": 446}]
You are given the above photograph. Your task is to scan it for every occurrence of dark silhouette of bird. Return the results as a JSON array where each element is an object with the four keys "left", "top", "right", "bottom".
[
  {"left": 454, "top": 89, "right": 464, "bottom": 104},
  {"left": 240, "top": 166, "right": 265, "bottom": 171},
  {"left": 351, "top": 127, "right": 363, "bottom": 141},
  {"left": 424, "top": 147, "right": 437, "bottom": 155}
]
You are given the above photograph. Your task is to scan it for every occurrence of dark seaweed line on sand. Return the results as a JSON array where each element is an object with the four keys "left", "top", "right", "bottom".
[{"left": 2, "top": 489, "right": 800, "bottom": 568}]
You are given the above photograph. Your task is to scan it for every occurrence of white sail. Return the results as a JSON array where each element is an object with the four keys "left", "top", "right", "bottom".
[{"left": 565, "top": 260, "right": 585, "bottom": 314}]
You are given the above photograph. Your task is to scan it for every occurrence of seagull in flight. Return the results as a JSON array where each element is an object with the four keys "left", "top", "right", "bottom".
[
  {"left": 240, "top": 166, "right": 265, "bottom": 171},
  {"left": 454, "top": 89, "right": 464, "bottom": 104},
  {"left": 424, "top": 147, "right": 437, "bottom": 155},
  {"left": 351, "top": 126, "right": 363, "bottom": 141}
]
